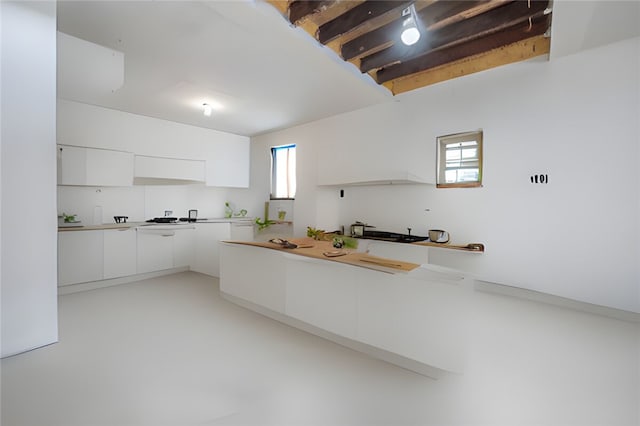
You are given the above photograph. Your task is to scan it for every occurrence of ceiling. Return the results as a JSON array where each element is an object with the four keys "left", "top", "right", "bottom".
[
  {"left": 268, "top": 0, "right": 553, "bottom": 95},
  {"left": 57, "top": 1, "right": 639, "bottom": 137}
]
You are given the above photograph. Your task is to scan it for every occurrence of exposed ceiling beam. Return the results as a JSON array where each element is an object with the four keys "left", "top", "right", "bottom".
[
  {"left": 341, "top": 0, "right": 512, "bottom": 61},
  {"left": 360, "top": 0, "right": 550, "bottom": 73},
  {"left": 317, "top": 0, "right": 414, "bottom": 45},
  {"left": 289, "top": 1, "right": 337, "bottom": 25},
  {"left": 385, "top": 34, "right": 550, "bottom": 95}
]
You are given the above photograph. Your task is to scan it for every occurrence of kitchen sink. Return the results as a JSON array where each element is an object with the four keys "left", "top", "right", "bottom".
[{"left": 361, "top": 230, "right": 428, "bottom": 243}]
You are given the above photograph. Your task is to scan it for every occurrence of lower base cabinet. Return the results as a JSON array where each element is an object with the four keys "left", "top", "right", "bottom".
[
  {"left": 58, "top": 230, "right": 104, "bottom": 286},
  {"left": 220, "top": 243, "right": 286, "bottom": 313},
  {"left": 136, "top": 228, "right": 175, "bottom": 274},
  {"left": 104, "top": 228, "right": 137, "bottom": 279},
  {"left": 219, "top": 243, "right": 472, "bottom": 375},
  {"left": 192, "top": 223, "right": 230, "bottom": 277},
  {"left": 285, "top": 256, "right": 358, "bottom": 339}
]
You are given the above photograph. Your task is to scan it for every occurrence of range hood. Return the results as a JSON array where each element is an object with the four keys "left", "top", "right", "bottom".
[
  {"left": 133, "top": 155, "right": 206, "bottom": 185},
  {"left": 318, "top": 172, "right": 432, "bottom": 187}
]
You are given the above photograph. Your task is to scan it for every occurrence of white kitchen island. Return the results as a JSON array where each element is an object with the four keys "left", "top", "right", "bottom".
[{"left": 220, "top": 240, "right": 474, "bottom": 378}]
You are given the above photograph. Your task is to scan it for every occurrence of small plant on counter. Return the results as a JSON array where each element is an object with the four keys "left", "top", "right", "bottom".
[
  {"left": 306, "top": 226, "right": 325, "bottom": 240},
  {"left": 224, "top": 202, "right": 233, "bottom": 218},
  {"left": 62, "top": 213, "right": 77, "bottom": 223},
  {"left": 255, "top": 217, "right": 275, "bottom": 230}
]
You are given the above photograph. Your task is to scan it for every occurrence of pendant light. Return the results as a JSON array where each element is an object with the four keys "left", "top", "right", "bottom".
[{"left": 400, "top": 4, "right": 420, "bottom": 46}]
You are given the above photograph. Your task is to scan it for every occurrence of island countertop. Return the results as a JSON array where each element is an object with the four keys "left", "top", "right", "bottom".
[{"left": 223, "top": 238, "right": 421, "bottom": 273}]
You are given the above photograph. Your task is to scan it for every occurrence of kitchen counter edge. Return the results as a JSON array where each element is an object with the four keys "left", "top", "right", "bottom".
[{"left": 58, "top": 218, "right": 255, "bottom": 232}]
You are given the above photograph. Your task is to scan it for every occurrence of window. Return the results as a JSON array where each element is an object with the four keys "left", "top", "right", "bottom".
[
  {"left": 270, "top": 144, "right": 296, "bottom": 199},
  {"left": 436, "top": 130, "right": 483, "bottom": 188}
]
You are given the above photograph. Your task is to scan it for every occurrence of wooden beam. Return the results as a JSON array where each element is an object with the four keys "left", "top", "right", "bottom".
[
  {"left": 341, "top": 0, "right": 510, "bottom": 61},
  {"left": 376, "top": 13, "right": 551, "bottom": 83},
  {"left": 289, "top": 1, "right": 336, "bottom": 24},
  {"left": 360, "top": 0, "right": 549, "bottom": 72},
  {"left": 317, "top": 0, "right": 413, "bottom": 45},
  {"left": 384, "top": 35, "right": 551, "bottom": 95}
]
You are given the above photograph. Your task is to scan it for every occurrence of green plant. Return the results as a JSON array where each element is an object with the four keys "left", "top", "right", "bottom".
[
  {"left": 62, "top": 213, "right": 77, "bottom": 223},
  {"left": 306, "top": 226, "right": 325, "bottom": 240},
  {"left": 255, "top": 217, "right": 275, "bottom": 231}
]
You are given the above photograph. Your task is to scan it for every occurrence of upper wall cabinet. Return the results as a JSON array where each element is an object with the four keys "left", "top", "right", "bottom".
[
  {"left": 206, "top": 139, "right": 250, "bottom": 188},
  {"left": 57, "top": 145, "right": 134, "bottom": 186},
  {"left": 134, "top": 155, "right": 205, "bottom": 185}
]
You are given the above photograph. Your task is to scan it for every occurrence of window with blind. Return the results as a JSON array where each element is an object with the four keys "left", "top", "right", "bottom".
[
  {"left": 436, "top": 130, "right": 483, "bottom": 188},
  {"left": 270, "top": 144, "right": 296, "bottom": 199}
]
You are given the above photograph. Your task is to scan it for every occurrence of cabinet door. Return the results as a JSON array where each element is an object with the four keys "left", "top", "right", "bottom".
[
  {"left": 58, "top": 230, "right": 104, "bottom": 286},
  {"left": 219, "top": 243, "right": 286, "bottom": 313},
  {"left": 134, "top": 155, "right": 205, "bottom": 182},
  {"left": 58, "top": 145, "right": 87, "bottom": 185},
  {"left": 229, "top": 221, "right": 254, "bottom": 241},
  {"left": 58, "top": 145, "right": 133, "bottom": 186},
  {"left": 173, "top": 228, "right": 195, "bottom": 268},
  {"left": 85, "top": 148, "right": 133, "bottom": 186},
  {"left": 103, "top": 228, "right": 137, "bottom": 279},
  {"left": 285, "top": 256, "right": 358, "bottom": 339},
  {"left": 192, "top": 223, "right": 230, "bottom": 277},
  {"left": 356, "top": 270, "right": 469, "bottom": 373},
  {"left": 136, "top": 229, "right": 174, "bottom": 274}
]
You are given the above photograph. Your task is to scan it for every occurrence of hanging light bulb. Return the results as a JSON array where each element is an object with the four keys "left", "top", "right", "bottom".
[
  {"left": 202, "top": 103, "right": 212, "bottom": 117},
  {"left": 400, "top": 5, "right": 420, "bottom": 46}
]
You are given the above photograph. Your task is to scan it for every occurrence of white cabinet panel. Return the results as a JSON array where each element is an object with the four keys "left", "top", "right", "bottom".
[
  {"left": 103, "top": 228, "right": 137, "bottom": 279},
  {"left": 134, "top": 155, "right": 205, "bottom": 183},
  {"left": 220, "top": 243, "right": 286, "bottom": 313},
  {"left": 136, "top": 228, "right": 174, "bottom": 274},
  {"left": 85, "top": 147, "right": 133, "bottom": 186},
  {"left": 206, "top": 138, "right": 250, "bottom": 188},
  {"left": 173, "top": 228, "right": 196, "bottom": 268},
  {"left": 229, "top": 220, "right": 254, "bottom": 241},
  {"left": 58, "top": 230, "right": 104, "bottom": 286},
  {"left": 192, "top": 223, "right": 230, "bottom": 277},
  {"left": 57, "top": 145, "right": 133, "bottom": 186},
  {"left": 285, "top": 256, "right": 358, "bottom": 338},
  {"left": 356, "top": 269, "right": 470, "bottom": 373}
]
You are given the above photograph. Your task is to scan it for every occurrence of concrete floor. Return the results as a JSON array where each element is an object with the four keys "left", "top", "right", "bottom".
[{"left": 2, "top": 271, "right": 638, "bottom": 425}]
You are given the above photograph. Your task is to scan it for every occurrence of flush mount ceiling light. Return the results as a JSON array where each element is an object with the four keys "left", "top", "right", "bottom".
[
  {"left": 202, "top": 103, "right": 212, "bottom": 117},
  {"left": 400, "top": 4, "right": 420, "bottom": 46}
]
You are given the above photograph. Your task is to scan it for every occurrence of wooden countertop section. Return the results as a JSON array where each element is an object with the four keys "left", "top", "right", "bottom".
[{"left": 224, "top": 238, "right": 421, "bottom": 273}]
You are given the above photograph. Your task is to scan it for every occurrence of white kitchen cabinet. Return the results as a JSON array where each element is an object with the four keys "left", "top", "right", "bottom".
[
  {"left": 57, "top": 144, "right": 133, "bottom": 186},
  {"left": 192, "top": 223, "right": 230, "bottom": 277},
  {"left": 173, "top": 227, "right": 196, "bottom": 268},
  {"left": 229, "top": 220, "right": 254, "bottom": 241},
  {"left": 220, "top": 243, "right": 286, "bottom": 313},
  {"left": 136, "top": 228, "right": 174, "bottom": 274},
  {"left": 206, "top": 138, "right": 250, "bottom": 188},
  {"left": 285, "top": 255, "right": 358, "bottom": 339},
  {"left": 356, "top": 268, "right": 470, "bottom": 373},
  {"left": 103, "top": 228, "right": 137, "bottom": 279},
  {"left": 58, "top": 230, "right": 104, "bottom": 286},
  {"left": 134, "top": 155, "right": 205, "bottom": 183}
]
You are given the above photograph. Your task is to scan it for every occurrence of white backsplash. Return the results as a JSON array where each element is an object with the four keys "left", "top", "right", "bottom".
[{"left": 57, "top": 185, "right": 245, "bottom": 224}]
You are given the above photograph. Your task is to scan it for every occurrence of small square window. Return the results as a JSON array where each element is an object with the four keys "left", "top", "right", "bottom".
[{"left": 437, "top": 130, "right": 483, "bottom": 188}]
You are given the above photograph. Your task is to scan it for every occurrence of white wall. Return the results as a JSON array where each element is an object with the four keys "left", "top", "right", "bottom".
[
  {"left": 1, "top": 1, "right": 59, "bottom": 357},
  {"left": 250, "top": 36, "right": 640, "bottom": 313}
]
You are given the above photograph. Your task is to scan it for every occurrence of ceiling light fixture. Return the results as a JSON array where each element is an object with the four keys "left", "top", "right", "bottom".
[
  {"left": 400, "top": 4, "right": 420, "bottom": 46},
  {"left": 202, "top": 103, "right": 212, "bottom": 117}
]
